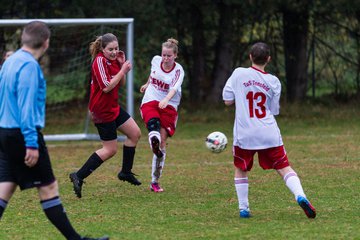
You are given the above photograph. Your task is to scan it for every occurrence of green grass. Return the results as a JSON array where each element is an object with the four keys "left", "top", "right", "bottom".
[{"left": 1, "top": 103, "right": 360, "bottom": 240}]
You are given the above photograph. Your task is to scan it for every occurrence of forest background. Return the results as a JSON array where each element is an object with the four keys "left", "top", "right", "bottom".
[{"left": 1, "top": 0, "right": 360, "bottom": 107}]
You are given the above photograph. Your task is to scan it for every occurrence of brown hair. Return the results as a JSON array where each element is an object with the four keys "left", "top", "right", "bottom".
[
  {"left": 21, "top": 21, "right": 50, "bottom": 49},
  {"left": 250, "top": 42, "right": 270, "bottom": 65},
  {"left": 89, "top": 33, "right": 118, "bottom": 59},
  {"left": 162, "top": 38, "right": 179, "bottom": 55}
]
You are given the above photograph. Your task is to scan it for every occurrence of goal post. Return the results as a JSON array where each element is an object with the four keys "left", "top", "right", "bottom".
[{"left": 0, "top": 18, "right": 134, "bottom": 141}]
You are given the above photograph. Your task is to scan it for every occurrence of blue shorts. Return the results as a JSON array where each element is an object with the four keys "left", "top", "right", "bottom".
[
  {"left": 0, "top": 128, "right": 56, "bottom": 190},
  {"left": 94, "top": 107, "right": 131, "bottom": 141}
]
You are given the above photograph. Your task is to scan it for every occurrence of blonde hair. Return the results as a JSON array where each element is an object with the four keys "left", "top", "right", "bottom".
[
  {"left": 89, "top": 33, "right": 118, "bottom": 59},
  {"left": 162, "top": 38, "right": 179, "bottom": 54}
]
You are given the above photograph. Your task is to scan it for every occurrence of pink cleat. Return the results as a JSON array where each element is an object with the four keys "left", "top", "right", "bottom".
[{"left": 150, "top": 182, "right": 164, "bottom": 192}]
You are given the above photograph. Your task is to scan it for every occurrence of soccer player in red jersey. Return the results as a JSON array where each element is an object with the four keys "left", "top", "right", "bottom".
[
  {"left": 70, "top": 33, "right": 141, "bottom": 198},
  {"left": 223, "top": 42, "right": 316, "bottom": 218},
  {"left": 139, "top": 38, "right": 185, "bottom": 192}
]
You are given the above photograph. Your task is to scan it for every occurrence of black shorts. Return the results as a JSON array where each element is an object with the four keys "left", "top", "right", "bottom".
[
  {"left": 95, "top": 107, "right": 131, "bottom": 141},
  {"left": 0, "top": 128, "right": 56, "bottom": 190}
]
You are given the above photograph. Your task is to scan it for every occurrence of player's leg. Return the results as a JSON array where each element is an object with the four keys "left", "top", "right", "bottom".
[
  {"left": 140, "top": 101, "right": 163, "bottom": 158},
  {"left": 234, "top": 167, "right": 251, "bottom": 218},
  {"left": 150, "top": 128, "right": 168, "bottom": 192},
  {"left": 0, "top": 182, "right": 16, "bottom": 219},
  {"left": 70, "top": 119, "right": 119, "bottom": 198},
  {"left": 0, "top": 128, "right": 19, "bottom": 219},
  {"left": 233, "top": 146, "right": 254, "bottom": 218},
  {"left": 117, "top": 116, "right": 142, "bottom": 185},
  {"left": 38, "top": 181, "right": 81, "bottom": 239},
  {"left": 69, "top": 139, "right": 117, "bottom": 198},
  {"left": 147, "top": 118, "right": 163, "bottom": 158},
  {"left": 38, "top": 182, "right": 109, "bottom": 240},
  {"left": 277, "top": 166, "right": 316, "bottom": 218},
  {"left": 259, "top": 146, "right": 316, "bottom": 218}
]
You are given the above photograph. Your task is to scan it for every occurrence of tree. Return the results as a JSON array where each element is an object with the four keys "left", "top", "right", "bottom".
[{"left": 281, "top": 1, "right": 310, "bottom": 102}]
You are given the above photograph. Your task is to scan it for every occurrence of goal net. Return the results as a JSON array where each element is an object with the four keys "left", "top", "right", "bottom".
[{"left": 0, "top": 18, "right": 134, "bottom": 141}]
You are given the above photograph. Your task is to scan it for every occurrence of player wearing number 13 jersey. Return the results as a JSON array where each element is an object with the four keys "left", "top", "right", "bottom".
[{"left": 223, "top": 42, "right": 316, "bottom": 219}]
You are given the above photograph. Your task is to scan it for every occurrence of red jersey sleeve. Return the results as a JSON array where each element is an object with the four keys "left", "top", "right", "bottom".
[{"left": 92, "top": 55, "right": 111, "bottom": 89}]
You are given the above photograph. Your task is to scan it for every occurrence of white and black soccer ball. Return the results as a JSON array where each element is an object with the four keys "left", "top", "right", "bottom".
[{"left": 205, "top": 131, "right": 228, "bottom": 153}]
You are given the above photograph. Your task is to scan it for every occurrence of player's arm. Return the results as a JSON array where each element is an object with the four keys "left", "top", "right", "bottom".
[
  {"left": 116, "top": 51, "right": 127, "bottom": 88},
  {"left": 159, "top": 89, "right": 176, "bottom": 109},
  {"left": 222, "top": 75, "right": 235, "bottom": 106},
  {"left": 103, "top": 60, "right": 131, "bottom": 93},
  {"left": 269, "top": 78, "right": 281, "bottom": 115},
  {"left": 140, "top": 76, "right": 151, "bottom": 93},
  {"left": 224, "top": 100, "right": 235, "bottom": 106},
  {"left": 17, "top": 62, "right": 40, "bottom": 167},
  {"left": 158, "top": 68, "right": 184, "bottom": 109}
]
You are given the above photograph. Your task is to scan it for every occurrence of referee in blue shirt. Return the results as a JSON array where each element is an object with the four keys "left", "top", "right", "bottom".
[{"left": 0, "top": 21, "right": 108, "bottom": 240}]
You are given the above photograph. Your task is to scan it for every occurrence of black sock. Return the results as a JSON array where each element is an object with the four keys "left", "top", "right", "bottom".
[
  {"left": 41, "top": 196, "right": 81, "bottom": 240},
  {"left": 0, "top": 198, "right": 8, "bottom": 219},
  {"left": 77, "top": 152, "right": 103, "bottom": 179},
  {"left": 121, "top": 145, "right": 135, "bottom": 173}
]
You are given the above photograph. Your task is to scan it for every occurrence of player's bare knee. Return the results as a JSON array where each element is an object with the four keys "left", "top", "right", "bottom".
[
  {"left": 38, "top": 181, "right": 59, "bottom": 200},
  {"left": 132, "top": 126, "right": 141, "bottom": 142},
  {"left": 105, "top": 147, "right": 117, "bottom": 158}
]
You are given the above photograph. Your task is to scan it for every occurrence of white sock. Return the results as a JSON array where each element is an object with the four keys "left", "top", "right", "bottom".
[
  {"left": 234, "top": 177, "right": 249, "bottom": 210},
  {"left": 151, "top": 149, "right": 166, "bottom": 182},
  {"left": 283, "top": 172, "right": 306, "bottom": 200},
  {"left": 148, "top": 131, "right": 161, "bottom": 149}
]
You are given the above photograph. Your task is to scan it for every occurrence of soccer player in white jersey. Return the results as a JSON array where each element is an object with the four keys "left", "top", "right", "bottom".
[
  {"left": 222, "top": 42, "right": 316, "bottom": 219},
  {"left": 140, "top": 38, "right": 185, "bottom": 192}
]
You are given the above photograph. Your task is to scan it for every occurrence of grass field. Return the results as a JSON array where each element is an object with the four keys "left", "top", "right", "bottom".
[{"left": 1, "top": 102, "right": 360, "bottom": 240}]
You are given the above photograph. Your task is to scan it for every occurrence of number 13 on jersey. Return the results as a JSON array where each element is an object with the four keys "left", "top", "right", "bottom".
[{"left": 246, "top": 91, "right": 266, "bottom": 118}]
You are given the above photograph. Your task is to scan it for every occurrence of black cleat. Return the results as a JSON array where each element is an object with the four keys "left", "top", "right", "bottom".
[
  {"left": 117, "top": 171, "right": 142, "bottom": 186},
  {"left": 81, "top": 236, "right": 109, "bottom": 240},
  {"left": 69, "top": 172, "right": 84, "bottom": 198},
  {"left": 150, "top": 136, "right": 163, "bottom": 158}
]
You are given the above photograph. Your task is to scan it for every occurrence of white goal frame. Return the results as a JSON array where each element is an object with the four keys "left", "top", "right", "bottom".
[{"left": 0, "top": 18, "right": 134, "bottom": 141}]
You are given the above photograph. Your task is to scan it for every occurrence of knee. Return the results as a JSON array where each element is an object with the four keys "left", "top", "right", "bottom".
[
  {"left": 134, "top": 126, "right": 141, "bottom": 142},
  {"left": 147, "top": 118, "right": 160, "bottom": 132},
  {"left": 38, "top": 181, "right": 59, "bottom": 200},
  {"left": 105, "top": 147, "right": 118, "bottom": 158}
]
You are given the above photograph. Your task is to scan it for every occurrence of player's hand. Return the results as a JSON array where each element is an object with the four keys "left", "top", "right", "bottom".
[
  {"left": 24, "top": 148, "right": 39, "bottom": 168},
  {"left": 120, "top": 60, "right": 132, "bottom": 75},
  {"left": 140, "top": 83, "right": 149, "bottom": 93},
  {"left": 159, "top": 98, "right": 169, "bottom": 109},
  {"left": 117, "top": 50, "right": 126, "bottom": 64}
]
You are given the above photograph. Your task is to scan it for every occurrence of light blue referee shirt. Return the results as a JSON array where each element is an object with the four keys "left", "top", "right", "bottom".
[{"left": 0, "top": 49, "right": 46, "bottom": 149}]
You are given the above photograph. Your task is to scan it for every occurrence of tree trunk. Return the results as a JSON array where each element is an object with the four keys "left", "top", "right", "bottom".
[
  {"left": 206, "top": 1, "right": 234, "bottom": 103},
  {"left": 190, "top": 4, "right": 206, "bottom": 103},
  {"left": 282, "top": 5, "right": 309, "bottom": 102}
]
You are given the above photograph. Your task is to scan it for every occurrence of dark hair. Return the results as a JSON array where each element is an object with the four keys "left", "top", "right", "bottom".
[
  {"left": 250, "top": 42, "right": 270, "bottom": 65},
  {"left": 89, "top": 33, "right": 118, "bottom": 59},
  {"left": 162, "top": 38, "right": 179, "bottom": 54},
  {"left": 21, "top": 21, "right": 50, "bottom": 49}
]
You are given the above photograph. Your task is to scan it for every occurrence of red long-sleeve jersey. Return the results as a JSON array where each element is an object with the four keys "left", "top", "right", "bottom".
[{"left": 89, "top": 52, "right": 121, "bottom": 123}]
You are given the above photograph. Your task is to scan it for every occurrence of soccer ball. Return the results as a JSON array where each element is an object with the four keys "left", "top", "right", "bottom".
[{"left": 205, "top": 131, "right": 228, "bottom": 153}]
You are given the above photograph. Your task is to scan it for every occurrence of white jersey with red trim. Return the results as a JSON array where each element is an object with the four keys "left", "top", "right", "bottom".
[
  {"left": 222, "top": 66, "right": 283, "bottom": 149},
  {"left": 141, "top": 56, "right": 184, "bottom": 110}
]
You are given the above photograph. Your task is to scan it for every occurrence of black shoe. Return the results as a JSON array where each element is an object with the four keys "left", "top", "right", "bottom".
[
  {"left": 81, "top": 236, "right": 109, "bottom": 240},
  {"left": 118, "top": 171, "right": 142, "bottom": 185},
  {"left": 69, "top": 172, "right": 84, "bottom": 198},
  {"left": 150, "top": 136, "right": 163, "bottom": 158}
]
